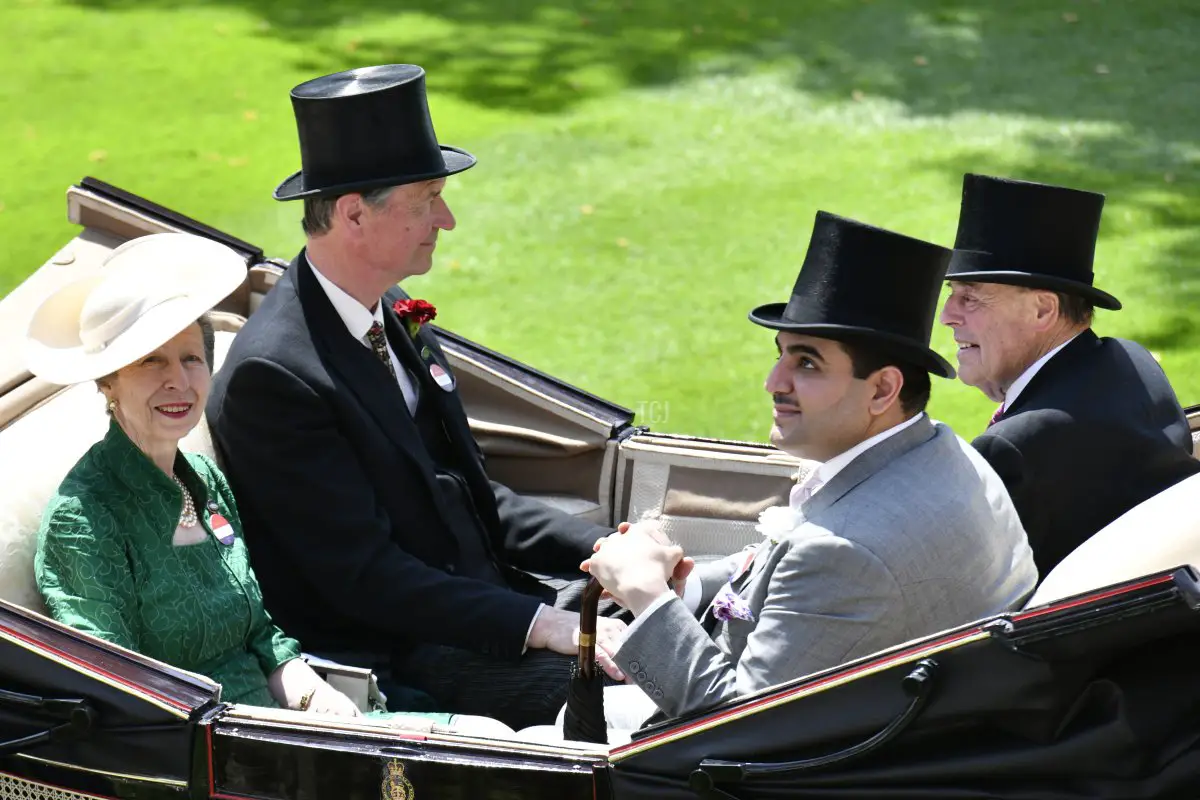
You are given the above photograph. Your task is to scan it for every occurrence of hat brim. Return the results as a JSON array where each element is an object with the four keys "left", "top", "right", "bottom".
[
  {"left": 23, "top": 240, "right": 246, "bottom": 385},
  {"left": 945, "top": 268, "right": 1121, "bottom": 311},
  {"left": 273, "top": 146, "right": 477, "bottom": 201},
  {"left": 749, "top": 303, "right": 956, "bottom": 379}
]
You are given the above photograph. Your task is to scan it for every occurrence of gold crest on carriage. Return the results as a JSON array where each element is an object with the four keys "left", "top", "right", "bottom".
[{"left": 382, "top": 759, "right": 415, "bottom": 800}]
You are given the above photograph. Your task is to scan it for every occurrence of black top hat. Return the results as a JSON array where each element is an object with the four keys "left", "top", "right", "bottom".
[
  {"left": 945, "top": 174, "right": 1120, "bottom": 310},
  {"left": 749, "top": 212, "right": 956, "bottom": 378},
  {"left": 274, "top": 64, "right": 476, "bottom": 201}
]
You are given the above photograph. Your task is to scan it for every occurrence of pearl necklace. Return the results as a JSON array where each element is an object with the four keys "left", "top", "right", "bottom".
[{"left": 172, "top": 475, "right": 199, "bottom": 528}]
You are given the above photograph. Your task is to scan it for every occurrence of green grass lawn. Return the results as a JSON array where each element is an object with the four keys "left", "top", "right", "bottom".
[{"left": 3, "top": 0, "right": 1199, "bottom": 443}]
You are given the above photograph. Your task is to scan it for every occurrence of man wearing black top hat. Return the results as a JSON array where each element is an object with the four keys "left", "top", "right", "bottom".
[
  {"left": 207, "top": 65, "right": 628, "bottom": 729},
  {"left": 577, "top": 212, "right": 1035, "bottom": 728},
  {"left": 940, "top": 173, "right": 1200, "bottom": 577}
]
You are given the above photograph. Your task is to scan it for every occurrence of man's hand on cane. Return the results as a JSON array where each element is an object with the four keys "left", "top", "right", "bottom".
[{"left": 581, "top": 520, "right": 695, "bottom": 616}]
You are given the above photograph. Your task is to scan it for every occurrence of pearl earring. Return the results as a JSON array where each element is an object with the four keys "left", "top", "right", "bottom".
[{"left": 107, "top": 399, "right": 117, "bottom": 412}]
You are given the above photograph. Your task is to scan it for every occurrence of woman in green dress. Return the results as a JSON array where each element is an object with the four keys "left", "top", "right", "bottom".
[{"left": 25, "top": 232, "right": 480, "bottom": 727}]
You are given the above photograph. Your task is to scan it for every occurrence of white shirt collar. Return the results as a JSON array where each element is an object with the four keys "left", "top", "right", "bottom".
[
  {"left": 306, "top": 255, "right": 419, "bottom": 415},
  {"left": 790, "top": 412, "right": 925, "bottom": 509},
  {"left": 1002, "top": 333, "right": 1079, "bottom": 411},
  {"left": 306, "top": 255, "right": 385, "bottom": 341}
]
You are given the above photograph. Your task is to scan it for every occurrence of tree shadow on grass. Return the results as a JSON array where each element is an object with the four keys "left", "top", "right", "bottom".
[
  {"left": 57, "top": 1, "right": 1199, "bottom": 133},
  {"left": 65, "top": 0, "right": 866, "bottom": 114},
  {"left": 61, "top": 0, "right": 1200, "bottom": 345}
]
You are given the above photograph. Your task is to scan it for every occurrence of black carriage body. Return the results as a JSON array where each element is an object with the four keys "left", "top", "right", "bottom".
[
  {"left": 208, "top": 719, "right": 600, "bottom": 799},
  {"left": 3, "top": 570, "right": 1200, "bottom": 800},
  {"left": 609, "top": 570, "right": 1200, "bottom": 800},
  {"left": 0, "top": 601, "right": 218, "bottom": 799}
]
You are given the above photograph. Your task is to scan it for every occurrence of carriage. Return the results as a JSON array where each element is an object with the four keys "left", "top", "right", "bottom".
[{"left": 1, "top": 178, "right": 1199, "bottom": 799}]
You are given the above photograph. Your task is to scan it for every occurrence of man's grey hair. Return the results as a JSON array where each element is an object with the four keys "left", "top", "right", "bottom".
[
  {"left": 301, "top": 185, "right": 398, "bottom": 237},
  {"left": 1055, "top": 291, "right": 1095, "bottom": 327}
]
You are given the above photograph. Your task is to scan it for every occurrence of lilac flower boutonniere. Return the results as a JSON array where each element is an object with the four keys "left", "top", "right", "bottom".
[{"left": 711, "top": 581, "right": 755, "bottom": 623}]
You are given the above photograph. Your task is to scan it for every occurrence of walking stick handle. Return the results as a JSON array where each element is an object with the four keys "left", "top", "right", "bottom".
[{"left": 577, "top": 577, "right": 603, "bottom": 680}]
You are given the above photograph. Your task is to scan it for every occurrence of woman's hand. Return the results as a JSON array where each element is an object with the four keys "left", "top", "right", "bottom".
[
  {"left": 303, "top": 679, "right": 362, "bottom": 717},
  {"left": 267, "top": 658, "right": 361, "bottom": 717}
]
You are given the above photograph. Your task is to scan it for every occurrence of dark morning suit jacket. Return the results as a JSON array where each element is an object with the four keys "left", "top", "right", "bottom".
[
  {"left": 205, "top": 252, "right": 610, "bottom": 662},
  {"left": 974, "top": 329, "right": 1200, "bottom": 577}
]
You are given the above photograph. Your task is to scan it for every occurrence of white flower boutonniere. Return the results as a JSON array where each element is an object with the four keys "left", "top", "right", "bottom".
[{"left": 755, "top": 504, "right": 804, "bottom": 545}]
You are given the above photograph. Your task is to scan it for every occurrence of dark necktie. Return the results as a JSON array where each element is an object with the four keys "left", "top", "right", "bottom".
[{"left": 365, "top": 322, "right": 397, "bottom": 380}]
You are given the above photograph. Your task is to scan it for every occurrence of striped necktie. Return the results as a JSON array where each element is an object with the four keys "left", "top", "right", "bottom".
[{"left": 365, "top": 322, "right": 397, "bottom": 380}]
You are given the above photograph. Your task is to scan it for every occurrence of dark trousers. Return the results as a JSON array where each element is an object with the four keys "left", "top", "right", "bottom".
[{"left": 391, "top": 575, "right": 629, "bottom": 730}]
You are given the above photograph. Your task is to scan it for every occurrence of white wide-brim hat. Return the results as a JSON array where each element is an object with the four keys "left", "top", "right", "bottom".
[{"left": 24, "top": 232, "right": 247, "bottom": 385}]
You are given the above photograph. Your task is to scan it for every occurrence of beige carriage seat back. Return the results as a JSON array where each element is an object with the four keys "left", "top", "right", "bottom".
[
  {"left": 615, "top": 435, "right": 811, "bottom": 562},
  {"left": 1024, "top": 471, "right": 1200, "bottom": 608},
  {"left": 0, "top": 328, "right": 239, "bottom": 614}
]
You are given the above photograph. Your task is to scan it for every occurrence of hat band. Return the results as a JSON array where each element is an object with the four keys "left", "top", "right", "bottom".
[
  {"left": 948, "top": 249, "right": 1095, "bottom": 283},
  {"left": 80, "top": 293, "right": 186, "bottom": 354},
  {"left": 781, "top": 297, "right": 929, "bottom": 343},
  {"left": 947, "top": 249, "right": 995, "bottom": 276}
]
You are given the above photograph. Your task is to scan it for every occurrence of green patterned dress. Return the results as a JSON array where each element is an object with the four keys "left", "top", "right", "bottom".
[
  {"left": 35, "top": 419, "right": 449, "bottom": 724},
  {"left": 36, "top": 420, "right": 299, "bottom": 705}
]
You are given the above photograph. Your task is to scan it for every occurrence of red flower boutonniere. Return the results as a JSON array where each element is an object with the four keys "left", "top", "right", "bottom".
[{"left": 392, "top": 298, "right": 437, "bottom": 338}]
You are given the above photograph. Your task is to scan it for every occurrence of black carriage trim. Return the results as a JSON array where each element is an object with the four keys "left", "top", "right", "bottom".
[
  {"left": 78, "top": 177, "right": 264, "bottom": 263},
  {"left": 612, "top": 568, "right": 1191, "bottom": 761},
  {"left": 0, "top": 600, "right": 218, "bottom": 716}
]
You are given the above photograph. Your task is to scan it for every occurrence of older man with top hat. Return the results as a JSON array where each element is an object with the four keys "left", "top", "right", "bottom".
[
  {"left": 576, "top": 212, "right": 1036, "bottom": 730},
  {"left": 206, "top": 65, "right": 627, "bottom": 730},
  {"left": 940, "top": 174, "right": 1200, "bottom": 577}
]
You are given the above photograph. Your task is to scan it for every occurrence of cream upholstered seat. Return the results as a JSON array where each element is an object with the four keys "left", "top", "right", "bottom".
[
  {"left": 1024, "top": 471, "right": 1200, "bottom": 608},
  {"left": 0, "top": 331, "right": 235, "bottom": 613}
]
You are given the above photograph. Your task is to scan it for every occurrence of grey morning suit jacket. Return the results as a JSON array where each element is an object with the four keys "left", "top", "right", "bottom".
[{"left": 616, "top": 415, "right": 1038, "bottom": 720}]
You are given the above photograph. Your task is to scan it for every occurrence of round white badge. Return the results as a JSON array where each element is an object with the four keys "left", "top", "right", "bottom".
[{"left": 429, "top": 363, "right": 454, "bottom": 391}]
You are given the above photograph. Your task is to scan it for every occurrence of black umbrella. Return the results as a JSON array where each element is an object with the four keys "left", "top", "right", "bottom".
[{"left": 562, "top": 577, "right": 607, "bottom": 744}]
